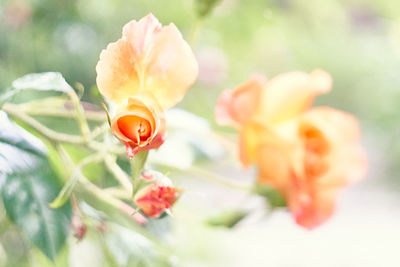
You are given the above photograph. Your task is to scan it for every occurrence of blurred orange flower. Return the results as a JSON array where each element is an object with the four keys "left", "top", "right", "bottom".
[
  {"left": 134, "top": 171, "right": 181, "bottom": 218},
  {"left": 216, "top": 69, "right": 367, "bottom": 229},
  {"left": 96, "top": 14, "right": 198, "bottom": 157}
]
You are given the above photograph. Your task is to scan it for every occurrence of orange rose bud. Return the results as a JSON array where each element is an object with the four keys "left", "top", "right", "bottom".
[
  {"left": 134, "top": 172, "right": 181, "bottom": 218},
  {"left": 110, "top": 92, "right": 166, "bottom": 158},
  {"left": 96, "top": 14, "right": 198, "bottom": 157},
  {"left": 216, "top": 70, "right": 367, "bottom": 229}
]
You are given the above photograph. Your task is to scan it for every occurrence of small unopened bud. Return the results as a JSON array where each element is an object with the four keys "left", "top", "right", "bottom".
[
  {"left": 71, "top": 215, "right": 87, "bottom": 241},
  {"left": 134, "top": 172, "right": 181, "bottom": 218}
]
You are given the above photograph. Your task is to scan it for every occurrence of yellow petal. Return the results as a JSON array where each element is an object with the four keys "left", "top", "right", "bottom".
[
  {"left": 260, "top": 69, "right": 332, "bottom": 123},
  {"left": 96, "top": 14, "right": 198, "bottom": 109}
]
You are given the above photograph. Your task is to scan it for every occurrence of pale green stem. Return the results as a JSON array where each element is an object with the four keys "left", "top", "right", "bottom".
[
  {"left": 104, "top": 155, "right": 132, "bottom": 192},
  {"left": 54, "top": 143, "right": 143, "bottom": 222},
  {"left": 90, "top": 122, "right": 109, "bottom": 139},
  {"left": 130, "top": 151, "right": 148, "bottom": 195},
  {"left": 103, "top": 187, "right": 132, "bottom": 200},
  {"left": 3, "top": 103, "right": 84, "bottom": 144},
  {"left": 187, "top": 166, "right": 252, "bottom": 191},
  {"left": 67, "top": 90, "right": 91, "bottom": 142},
  {"left": 21, "top": 105, "right": 105, "bottom": 121},
  {"left": 3, "top": 103, "right": 124, "bottom": 154},
  {"left": 130, "top": 159, "right": 140, "bottom": 194}
]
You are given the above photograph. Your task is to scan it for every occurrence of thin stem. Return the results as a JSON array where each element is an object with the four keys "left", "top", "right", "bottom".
[
  {"left": 3, "top": 103, "right": 124, "bottom": 154},
  {"left": 54, "top": 143, "right": 146, "bottom": 225},
  {"left": 104, "top": 155, "right": 132, "bottom": 192},
  {"left": 188, "top": 166, "right": 252, "bottom": 191},
  {"left": 130, "top": 151, "right": 148, "bottom": 195},
  {"left": 3, "top": 103, "right": 84, "bottom": 144},
  {"left": 103, "top": 187, "right": 131, "bottom": 200},
  {"left": 90, "top": 122, "right": 109, "bottom": 140},
  {"left": 77, "top": 176, "right": 147, "bottom": 224},
  {"left": 67, "top": 90, "right": 91, "bottom": 142},
  {"left": 22, "top": 106, "right": 105, "bottom": 121}
]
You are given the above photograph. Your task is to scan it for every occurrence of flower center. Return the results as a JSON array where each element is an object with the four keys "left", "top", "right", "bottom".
[
  {"left": 117, "top": 115, "right": 152, "bottom": 144},
  {"left": 300, "top": 126, "right": 330, "bottom": 178}
]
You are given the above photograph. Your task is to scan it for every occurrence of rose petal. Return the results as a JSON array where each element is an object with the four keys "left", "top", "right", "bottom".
[
  {"left": 299, "top": 107, "right": 367, "bottom": 186},
  {"left": 215, "top": 73, "right": 266, "bottom": 128},
  {"left": 111, "top": 92, "right": 166, "bottom": 154},
  {"left": 260, "top": 69, "right": 332, "bottom": 123},
  {"left": 96, "top": 13, "right": 198, "bottom": 109}
]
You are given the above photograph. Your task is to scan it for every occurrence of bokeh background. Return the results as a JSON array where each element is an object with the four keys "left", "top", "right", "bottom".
[{"left": 1, "top": 0, "right": 400, "bottom": 266}]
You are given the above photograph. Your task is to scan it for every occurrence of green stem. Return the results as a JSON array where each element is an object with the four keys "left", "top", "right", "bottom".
[
  {"left": 21, "top": 105, "right": 105, "bottom": 121},
  {"left": 2, "top": 102, "right": 124, "bottom": 154},
  {"left": 184, "top": 165, "right": 251, "bottom": 191},
  {"left": 53, "top": 143, "right": 145, "bottom": 223},
  {"left": 103, "top": 187, "right": 131, "bottom": 200},
  {"left": 130, "top": 151, "right": 149, "bottom": 195},
  {"left": 3, "top": 103, "right": 84, "bottom": 144},
  {"left": 67, "top": 90, "right": 91, "bottom": 142},
  {"left": 104, "top": 155, "right": 132, "bottom": 191},
  {"left": 192, "top": 166, "right": 251, "bottom": 191}
]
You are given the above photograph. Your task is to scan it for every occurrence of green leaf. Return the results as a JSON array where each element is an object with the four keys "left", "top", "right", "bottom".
[
  {"left": 252, "top": 184, "right": 287, "bottom": 208},
  {"left": 0, "top": 72, "right": 72, "bottom": 106},
  {"left": 0, "top": 111, "right": 71, "bottom": 260},
  {"left": 195, "top": 0, "right": 222, "bottom": 18},
  {"left": 206, "top": 210, "right": 248, "bottom": 228}
]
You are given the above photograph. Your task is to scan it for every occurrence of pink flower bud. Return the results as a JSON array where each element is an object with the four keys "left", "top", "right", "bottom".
[{"left": 134, "top": 172, "right": 181, "bottom": 218}]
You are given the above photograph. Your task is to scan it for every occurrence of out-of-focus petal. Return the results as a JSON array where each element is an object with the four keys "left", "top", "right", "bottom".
[
  {"left": 96, "top": 14, "right": 198, "bottom": 109},
  {"left": 260, "top": 69, "right": 332, "bottom": 123},
  {"left": 298, "top": 107, "right": 367, "bottom": 186},
  {"left": 286, "top": 107, "right": 367, "bottom": 229},
  {"left": 216, "top": 73, "right": 266, "bottom": 128},
  {"left": 288, "top": 186, "right": 336, "bottom": 230}
]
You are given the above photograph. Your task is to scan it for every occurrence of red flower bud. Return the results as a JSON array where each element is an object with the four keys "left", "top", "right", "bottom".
[{"left": 134, "top": 172, "right": 181, "bottom": 218}]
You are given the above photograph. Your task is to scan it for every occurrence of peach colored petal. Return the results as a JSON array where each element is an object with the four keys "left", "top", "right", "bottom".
[
  {"left": 288, "top": 186, "right": 336, "bottom": 229},
  {"left": 96, "top": 39, "right": 140, "bottom": 103},
  {"left": 215, "top": 73, "right": 266, "bottom": 128},
  {"left": 298, "top": 107, "right": 367, "bottom": 186},
  {"left": 285, "top": 107, "right": 367, "bottom": 229},
  {"left": 96, "top": 14, "right": 198, "bottom": 109},
  {"left": 259, "top": 69, "right": 332, "bottom": 123},
  {"left": 238, "top": 121, "right": 266, "bottom": 167}
]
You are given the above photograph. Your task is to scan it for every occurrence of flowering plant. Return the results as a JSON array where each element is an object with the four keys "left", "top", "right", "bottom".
[{"left": 0, "top": 7, "right": 367, "bottom": 266}]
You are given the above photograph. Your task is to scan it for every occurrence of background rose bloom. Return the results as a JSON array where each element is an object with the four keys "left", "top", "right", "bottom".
[
  {"left": 96, "top": 14, "right": 198, "bottom": 156},
  {"left": 216, "top": 69, "right": 367, "bottom": 229}
]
